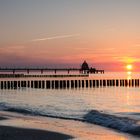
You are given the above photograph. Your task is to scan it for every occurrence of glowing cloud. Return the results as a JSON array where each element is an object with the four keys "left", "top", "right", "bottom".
[{"left": 31, "top": 34, "right": 80, "bottom": 42}]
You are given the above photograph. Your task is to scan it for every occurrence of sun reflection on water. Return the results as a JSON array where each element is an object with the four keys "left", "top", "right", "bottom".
[
  {"left": 127, "top": 71, "right": 132, "bottom": 80},
  {"left": 126, "top": 64, "right": 133, "bottom": 80}
]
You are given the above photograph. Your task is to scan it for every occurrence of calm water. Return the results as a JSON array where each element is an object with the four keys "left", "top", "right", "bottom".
[{"left": 1, "top": 72, "right": 140, "bottom": 137}]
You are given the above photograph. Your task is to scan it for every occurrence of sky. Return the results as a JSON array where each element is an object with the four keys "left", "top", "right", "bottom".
[{"left": 0, "top": 0, "right": 140, "bottom": 71}]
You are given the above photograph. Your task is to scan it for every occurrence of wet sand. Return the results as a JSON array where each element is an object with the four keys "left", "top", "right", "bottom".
[
  {"left": 0, "top": 113, "right": 73, "bottom": 140},
  {"left": 0, "top": 111, "right": 139, "bottom": 140},
  {"left": 0, "top": 126, "right": 73, "bottom": 140},
  {"left": 0, "top": 117, "right": 7, "bottom": 120}
]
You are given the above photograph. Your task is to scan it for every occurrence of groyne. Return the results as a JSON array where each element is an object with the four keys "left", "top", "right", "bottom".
[{"left": 0, "top": 74, "right": 139, "bottom": 89}]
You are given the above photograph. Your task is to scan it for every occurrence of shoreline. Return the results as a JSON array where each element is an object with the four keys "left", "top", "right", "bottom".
[
  {"left": 0, "top": 112, "right": 73, "bottom": 140},
  {"left": 0, "top": 111, "right": 139, "bottom": 140}
]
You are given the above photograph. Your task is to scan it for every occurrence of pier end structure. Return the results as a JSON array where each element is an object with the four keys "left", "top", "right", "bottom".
[{"left": 80, "top": 61, "right": 104, "bottom": 74}]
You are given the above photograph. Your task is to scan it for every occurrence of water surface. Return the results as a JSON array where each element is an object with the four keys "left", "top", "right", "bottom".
[{"left": 1, "top": 72, "right": 140, "bottom": 138}]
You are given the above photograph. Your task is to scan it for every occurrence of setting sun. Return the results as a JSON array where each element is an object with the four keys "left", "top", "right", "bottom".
[{"left": 126, "top": 64, "right": 132, "bottom": 70}]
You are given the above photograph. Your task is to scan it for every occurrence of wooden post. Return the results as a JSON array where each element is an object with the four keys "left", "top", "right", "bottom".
[
  {"left": 93, "top": 80, "right": 95, "bottom": 87},
  {"left": 82, "top": 80, "right": 85, "bottom": 88},
  {"left": 8, "top": 81, "right": 10, "bottom": 89},
  {"left": 75, "top": 80, "right": 77, "bottom": 88},
  {"left": 55, "top": 80, "right": 59, "bottom": 89},
  {"left": 67, "top": 80, "right": 69, "bottom": 88},
  {"left": 96, "top": 80, "right": 99, "bottom": 87},
  {"left": 71, "top": 80, "right": 74, "bottom": 88},
  {"left": 46, "top": 81, "right": 50, "bottom": 89},
  {"left": 103, "top": 80, "right": 106, "bottom": 86},
  {"left": 116, "top": 80, "right": 119, "bottom": 86},
  {"left": 100, "top": 80, "right": 102, "bottom": 87},
  {"left": 1, "top": 81, "right": 3, "bottom": 89}
]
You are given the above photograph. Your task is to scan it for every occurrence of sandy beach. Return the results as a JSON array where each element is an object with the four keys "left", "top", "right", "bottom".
[
  {"left": 0, "top": 114, "right": 73, "bottom": 140},
  {"left": 0, "top": 111, "right": 139, "bottom": 140},
  {"left": 0, "top": 126, "right": 73, "bottom": 140}
]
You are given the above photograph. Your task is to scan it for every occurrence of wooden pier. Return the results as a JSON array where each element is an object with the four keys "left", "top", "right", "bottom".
[
  {"left": 0, "top": 67, "right": 104, "bottom": 74},
  {"left": 0, "top": 60, "right": 105, "bottom": 75}
]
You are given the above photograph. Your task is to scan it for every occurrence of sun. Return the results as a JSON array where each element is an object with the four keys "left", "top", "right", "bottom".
[{"left": 126, "top": 64, "right": 132, "bottom": 70}]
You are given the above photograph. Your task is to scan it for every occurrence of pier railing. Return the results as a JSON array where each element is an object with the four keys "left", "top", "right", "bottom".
[
  {"left": 0, "top": 74, "right": 89, "bottom": 78},
  {"left": 0, "top": 67, "right": 104, "bottom": 74}
]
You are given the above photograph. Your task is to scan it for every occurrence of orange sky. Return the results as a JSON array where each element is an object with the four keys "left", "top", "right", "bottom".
[{"left": 0, "top": 0, "right": 140, "bottom": 71}]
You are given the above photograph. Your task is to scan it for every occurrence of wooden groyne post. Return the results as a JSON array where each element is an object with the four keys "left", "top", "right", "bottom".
[{"left": 0, "top": 78, "right": 140, "bottom": 89}]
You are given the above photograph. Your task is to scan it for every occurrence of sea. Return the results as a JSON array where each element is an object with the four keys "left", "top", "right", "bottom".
[{"left": 1, "top": 71, "right": 140, "bottom": 139}]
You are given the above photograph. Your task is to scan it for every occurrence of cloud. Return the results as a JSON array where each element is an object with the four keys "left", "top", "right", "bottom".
[{"left": 31, "top": 34, "right": 80, "bottom": 42}]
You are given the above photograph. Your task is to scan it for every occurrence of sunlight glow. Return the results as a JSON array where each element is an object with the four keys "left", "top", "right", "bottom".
[
  {"left": 127, "top": 71, "right": 132, "bottom": 75},
  {"left": 126, "top": 64, "right": 132, "bottom": 70}
]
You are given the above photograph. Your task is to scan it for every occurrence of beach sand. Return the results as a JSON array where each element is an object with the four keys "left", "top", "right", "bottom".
[
  {"left": 0, "top": 111, "right": 139, "bottom": 140},
  {"left": 0, "top": 125, "right": 73, "bottom": 140}
]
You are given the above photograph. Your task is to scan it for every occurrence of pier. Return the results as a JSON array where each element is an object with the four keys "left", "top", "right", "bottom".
[
  {"left": 0, "top": 60, "right": 104, "bottom": 74},
  {"left": 0, "top": 67, "right": 104, "bottom": 74}
]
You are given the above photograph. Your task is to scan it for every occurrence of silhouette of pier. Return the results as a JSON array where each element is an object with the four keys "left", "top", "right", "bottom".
[
  {"left": 0, "top": 61, "right": 104, "bottom": 74},
  {"left": 0, "top": 68, "right": 80, "bottom": 74},
  {"left": 0, "top": 61, "right": 108, "bottom": 89}
]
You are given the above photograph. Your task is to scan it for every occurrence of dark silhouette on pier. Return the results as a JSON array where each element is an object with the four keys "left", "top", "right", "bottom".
[
  {"left": 0, "top": 61, "right": 104, "bottom": 74},
  {"left": 80, "top": 61, "right": 104, "bottom": 74},
  {"left": 80, "top": 61, "right": 89, "bottom": 74}
]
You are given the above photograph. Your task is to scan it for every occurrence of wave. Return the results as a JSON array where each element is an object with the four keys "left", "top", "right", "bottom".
[
  {"left": 0, "top": 102, "right": 83, "bottom": 121},
  {"left": 1, "top": 103, "right": 140, "bottom": 136},
  {"left": 84, "top": 110, "right": 140, "bottom": 136}
]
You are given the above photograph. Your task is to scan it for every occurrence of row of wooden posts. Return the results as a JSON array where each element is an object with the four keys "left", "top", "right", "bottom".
[{"left": 0, "top": 79, "right": 140, "bottom": 89}]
